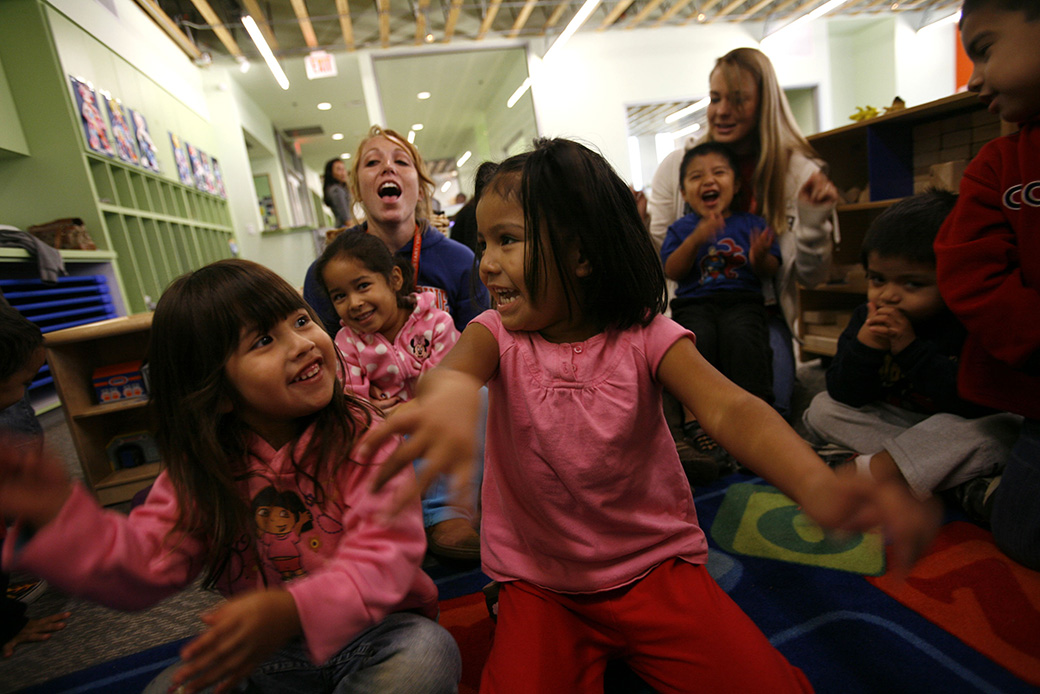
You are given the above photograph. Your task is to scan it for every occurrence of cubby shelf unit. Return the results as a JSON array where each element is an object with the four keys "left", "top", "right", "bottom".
[{"left": 86, "top": 153, "right": 234, "bottom": 313}]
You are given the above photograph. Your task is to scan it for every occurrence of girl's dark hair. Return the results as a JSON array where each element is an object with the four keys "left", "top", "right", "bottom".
[
  {"left": 679, "top": 142, "right": 750, "bottom": 213},
  {"left": 962, "top": 0, "right": 1040, "bottom": 21},
  {"left": 0, "top": 301, "right": 43, "bottom": 382},
  {"left": 315, "top": 231, "right": 416, "bottom": 311},
  {"left": 480, "top": 138, "right": 667, "bottom": 331},
  {"left": 149, "top": 258, "right": 373, "bottom": 588},
  {"left": 861, "top": 188, "right": 957, "bottom": 267},
  {"left": 322, "top": 157, "right": 346, "bottom": 208}
]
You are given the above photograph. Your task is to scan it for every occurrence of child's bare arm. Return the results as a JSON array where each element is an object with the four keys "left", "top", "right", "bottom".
[
  {"left": 171, "top": 589, "right": 301, "bottom": 694},
  {"left": 658, "top": 337, "right": 939, "bottom": 573},
  {"left": 367, "top": 323, "right": 499, "bottom": 499}
]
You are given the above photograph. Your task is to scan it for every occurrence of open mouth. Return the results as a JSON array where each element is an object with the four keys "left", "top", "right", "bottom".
[
  {"left": 701, "top": 190, "right": 720, "bottom": 203},
  {"left": 291, "top": 361, "right": 322, "bottom": 383},
  {"left": 378, "top": 182, "right": 402, "bottom": 199},
  {"left": 494, "top": 288, "right": 520, "bottom": 306}
]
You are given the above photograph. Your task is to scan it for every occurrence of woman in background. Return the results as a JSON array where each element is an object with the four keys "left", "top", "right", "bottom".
[
  {"left": 322, "top": 157, "right": 354, "bottom": 228},
  {"left": 649, "top": 47, "right": 841, "bottom": 422}
]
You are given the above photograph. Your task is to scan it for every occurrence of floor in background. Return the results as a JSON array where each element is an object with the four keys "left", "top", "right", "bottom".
[{"left": 1, "top": 362, "right": 828, "bottom": 693}]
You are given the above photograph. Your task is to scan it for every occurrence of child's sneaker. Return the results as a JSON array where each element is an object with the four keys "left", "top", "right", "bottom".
[
  {"left": 675, "top": 438, "right": 720, "bottom": 487},
  {"left": 682, "top": 421, "right": 731, "bottom": 466},
  {"left": 948, "top": 474, "right": 1001, "bottom": 527},
  {"left": 811, "top": 442, "right": 858, "bottom": 469},
  {"left": 7, "top": 577, "right": 48, "bottom": 604}
]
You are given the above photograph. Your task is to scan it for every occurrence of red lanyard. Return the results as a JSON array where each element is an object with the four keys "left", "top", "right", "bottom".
[{"left": 410, "top": 223, "right": 422, "bottom": 278}]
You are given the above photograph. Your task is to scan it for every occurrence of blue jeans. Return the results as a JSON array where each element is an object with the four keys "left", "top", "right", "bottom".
[
  {"left": 990, "top": 418, "right": 1040, "bottom": 571},
  {"left": 768, "top": 314, "right": 796, "bottom": 421},
  {"left": 418, "top": 387, "right": 487, "bottom": 528},
  {"left": 0, "top": 392, "right": 43, "bottom": 440},
  {"left": 143, "top": 612, "right": 460, "bottom": 694}
]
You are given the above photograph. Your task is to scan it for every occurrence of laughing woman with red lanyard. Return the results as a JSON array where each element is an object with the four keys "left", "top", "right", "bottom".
[{"left": 304, "top": 125, "right": 488, "bottom": 561}]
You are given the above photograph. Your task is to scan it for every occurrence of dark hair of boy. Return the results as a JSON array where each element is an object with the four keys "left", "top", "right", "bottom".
[
  {"left": 481, "top": 138, "right": 668, "bottom": 331},
  {"left": 316, "top": 230, "right": 417, "bottom": 311},
  {"left": 0, "top": 301, "right": 43, "bottom": 382},
  {"left": 678, "top": 141, "right": 750, "bottom": 215},
  {"left": 961, "top": 0, "right": 1040, "bottom": 22},
  {"left": 860, "top": 188, "right": 958, "bottom": 268}
]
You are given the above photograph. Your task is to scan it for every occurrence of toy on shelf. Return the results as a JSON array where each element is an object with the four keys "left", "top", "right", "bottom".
[
  {"left": 93, "top": 359, "right": 148, "bottom": 404},
  {"left": 884, "top": 96, "right": 906, "bottom": 114},
  {"left": 849, "top": 105, "right": 879, "bottom": 122},
  {"left": 105, "top": 431, "right": 160, "bottom": 470}
]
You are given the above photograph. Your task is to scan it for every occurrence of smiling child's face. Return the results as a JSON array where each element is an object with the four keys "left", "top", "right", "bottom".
[{"left": 680, "top": 152, "right": 738, "bottom": 219}]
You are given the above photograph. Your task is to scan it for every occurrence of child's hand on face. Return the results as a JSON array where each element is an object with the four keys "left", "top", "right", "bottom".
[
  {"left": 867, "top": 305, "right": 915, "bottom": 354},
  {"left": 857, "top": 302, "right": 892, "bottom": 351},
  {"left": 171, "top": 589, "right": 301, "bottom": 694},
  {"left": 0, "top": 438, "right": 72, "bottom": 531}
]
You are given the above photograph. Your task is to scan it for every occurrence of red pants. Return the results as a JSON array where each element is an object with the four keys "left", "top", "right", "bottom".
[{"left": 481, "top": 559, "right": 813, "bottom": 694}]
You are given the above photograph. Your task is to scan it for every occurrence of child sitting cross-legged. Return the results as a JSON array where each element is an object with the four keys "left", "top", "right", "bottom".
[{"left": 802, "top": 190, "right": 1023, "bottom": 508}]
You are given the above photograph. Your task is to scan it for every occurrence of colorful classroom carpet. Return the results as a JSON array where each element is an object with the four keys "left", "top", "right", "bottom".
[{"left": 15, "top": 475, "right": 1039, "bottom": 693}]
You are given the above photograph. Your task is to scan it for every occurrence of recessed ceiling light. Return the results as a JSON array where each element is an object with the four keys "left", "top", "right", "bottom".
[
  {"left": 332, "top": 133, "right": 344, "bottom": 140},
  {"left": 340, "top": 153, "right": 351, "bottom": 159},
  {"left": 412, "top": 123, "right": 424, "bottom": 131},
  {"left": 457, "top": 150, "right": 472, "bottom": 167},
  {"left": 696, "top": 12, "right": 706, "bottom": 21},
  {"left": 317, "top": 102, "right": 332, "bottom": 110},
  {"left": 425, "top": 33, "right": 434, "bottom": 43},
  {"left": 417, "top": 91, "right": 431, "bottom": 100},
  {"left": 407, "top": 130, "right": 416, "bottom": 143}
]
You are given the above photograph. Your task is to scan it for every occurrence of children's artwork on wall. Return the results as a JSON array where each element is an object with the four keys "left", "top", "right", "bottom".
[
  {"left": 101, "top": 91, "right": 139, "bottom": 166},
  {"left": 199, "top": 151, "right": 217, "bottom": 195},
  {"left": 169, "top": 132, "right": 193, "bottom": 186},
  {"left": 186, "top": 142, "right": 209, "bottom": 193},
  {"left": 212, "top": 157, "right": 228, "bottom": 199},
  {"left": 130, "top": 108, "right": 160, "bottom": 173},
  {"left": 70, "top": 76, "right": 115, "bottom": 157}
]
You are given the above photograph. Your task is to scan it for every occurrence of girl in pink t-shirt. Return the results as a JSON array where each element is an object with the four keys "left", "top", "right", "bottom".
[
  {"left": 0, "top": 260, "right": 459, "bottom": 694},
  {"left": 367, "top": 138, "right": 940, "bottom": 694}
]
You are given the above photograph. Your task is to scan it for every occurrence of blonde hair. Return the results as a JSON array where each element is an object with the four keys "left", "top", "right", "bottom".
[
  {"left": 349, "top": 125, "right": 434, "bottom": 223},
  {"left": 709, "top": 48, "right": 820, "bottom": 235}
]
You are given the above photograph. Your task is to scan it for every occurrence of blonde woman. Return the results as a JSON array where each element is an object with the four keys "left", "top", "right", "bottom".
[
  {"left": 649, "top": 47, "right": 840, "bottom": 424},
  {"left": 304, "top": 126, "right": 487, "bottom": 561}
]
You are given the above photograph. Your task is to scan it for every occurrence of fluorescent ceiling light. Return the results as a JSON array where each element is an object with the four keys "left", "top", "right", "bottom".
[
  {"left": 417, "top": 91, "right": 431, "bottom": 100},
  {"left": 507, "top": 78, "right": 532, "bottom": 109},
  {"left": 412, "top": 123, "right": 424, "bottom": 131},
  {"left": 236, "top": 56, "right": 250, "bottom": 73},
  {"left": 507, "top": 0, "right": 602, "bottom": 108},
  {"left": 664, "top": 97, "right": 710, "bottom": 124},
  {"left": 242, "top": 15, "right": 289, "bottom": 90},
  {"left": 332, "top": 133, "right": 344, "bottom": 140},
  {"left": 457, "top": 150, "right": 472, "bottom": 167},
  {"left": 340, "top": 153, "right": 351, "bottom": 159},
  {"left": 407, "top": 130, "right": 416, "bottom": 143},
  {"left": 317, "top": 102, "right": 332, "bottom": 110},
  {"left": 672, "top": 123, "right": 701, "bottom": 140},
  {"left": 762, "top": 0, "right": 854, "bottom": 44},
  {"left": 441, "top": 181, "right": 452, "bottom": 193}
]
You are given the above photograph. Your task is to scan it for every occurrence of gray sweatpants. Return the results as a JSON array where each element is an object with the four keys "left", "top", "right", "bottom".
[{"left": 802, "top": 391, "right": 1022, "bottom": 499}]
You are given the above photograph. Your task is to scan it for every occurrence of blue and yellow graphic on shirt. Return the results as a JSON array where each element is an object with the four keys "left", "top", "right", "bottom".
[{"left": 711, "top": 482, "right": 885, "bottom": 576}]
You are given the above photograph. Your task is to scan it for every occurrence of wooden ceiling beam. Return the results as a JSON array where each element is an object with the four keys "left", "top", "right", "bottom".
[
  {"left": 703, "top": 0, "right": 749, "bottom": 23},
  {"left": 240, "top": 0, "right": 280, "bottom": 50},
  {"left": 289, "top": 0, "right": 319, "bottom": 48},
  {"left": 377, "top": 0, "right": 391, "bottom": 47},
  {"left": 598, "top": 0, "right": 637, "bottom": 30},
  {"left": 543, "top": 1, "right": 571, "bottom": 32},
  {"left": 132, "top": 0, "right": 202, "bottom": 59},
  {"left": 336, "top": 0, "right": 356, "bottom": 50},
  {"left": 187, "top": 0, "right": 244, "bottom": 56},
  {"left": 682, "top": 0, "right": 723, "bottom": 24},
  {"left": 477, "top": 0, "right": 505, "bottom": 39},
  {"left": 653, "top": 0, "right": 696, "bottom": 26},
  {"left": 624, "top": 0, "right": 668, "bottom": 29},
  {"left": 414, "top": 0, "right": 430, "bottom": 45},
  {"left": 444, "top": 0, "right": 465, "bottom": 41},
  {"left": 509, "top": 0, "right": 538, "bottom": 37}
]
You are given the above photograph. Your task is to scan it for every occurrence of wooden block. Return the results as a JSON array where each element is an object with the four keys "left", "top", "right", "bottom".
[
  {"left": 971, "top": 108, "right": 999, "bottom": 126},
  {"left": 802, "top": 334, "right": 839, "bottom": 357},
  {"left": 806, "top": 323, "right": 846, "bottom": 338},
  {"left": 914, "top": 120, "right": 946, "bottom": 139},
  {"left": 930, "top": 160, "right": 968, "bottom": 192},
  {"left": 941, "top": 129, "right": 972, "bottom": 148},
  {"left": 915, "top": 149, "right": 942, "bottom": 167},
  {"left": 803, "top": 310, "right": 839, "bottom": 325},
  {"left": 972, "top": 121, "right": 1002, "bottom": 143},
  {"left": 939, "top": 144, "right": 972, "bottom": 160},
  {"left": 915, "top": 133, "right": 942, "bottom": 153}
]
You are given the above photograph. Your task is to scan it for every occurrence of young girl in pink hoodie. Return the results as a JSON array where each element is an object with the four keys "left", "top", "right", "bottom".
[{"left": 0, "top": 259, "right": 460, "bottom": 694}]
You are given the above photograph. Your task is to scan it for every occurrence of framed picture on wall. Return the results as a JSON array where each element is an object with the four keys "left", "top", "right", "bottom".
[
  {"left": 186, "top": 142, "right": 209, "bottom": 193},
  {"left": 212, "top": 158, "right": 227, "bottom": 199},
  {"left": 69, "top": 76, "right": 115, "bottom": 157},
  {"left": 130, "top": 108, "right": 160, "bottom": 172},
  {"left": 101, "top": 91, "right": 139, "bottom": 166},
  {"left": 169, "top": 132, "right": 193, "bottom": 185}
]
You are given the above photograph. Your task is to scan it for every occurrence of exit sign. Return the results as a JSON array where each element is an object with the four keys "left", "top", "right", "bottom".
[{"left": 305, "top": 51, "right": 337, "bottom": 80}]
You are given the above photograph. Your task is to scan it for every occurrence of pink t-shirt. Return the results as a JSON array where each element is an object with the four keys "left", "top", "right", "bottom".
[{"left": 472, "top": 310, "right": 708, "bottom": 594}]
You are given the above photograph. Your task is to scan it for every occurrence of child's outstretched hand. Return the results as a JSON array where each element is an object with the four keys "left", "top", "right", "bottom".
[
  {"left": 0, "top": 436, "right": 72, "bottom": 531},
  {"left": 795, "top": 466, "right": 942, "bottom": 579},
  {"left": 170, "top": 589, "right": 300, "bottom": 694},
  {"left": 364, "top": 369, "right": 483, "bottom": 516},
  {"left": 2, "top": 611, "right": 72, "bottom": 658}
]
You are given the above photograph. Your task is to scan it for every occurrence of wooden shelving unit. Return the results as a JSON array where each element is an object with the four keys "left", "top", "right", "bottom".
[
  {"left": 798, "top": 91, "right": 1015, "bottom": 359},
  {"left": 44, "top": 313, "right": 158, "bottom": 506}
]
